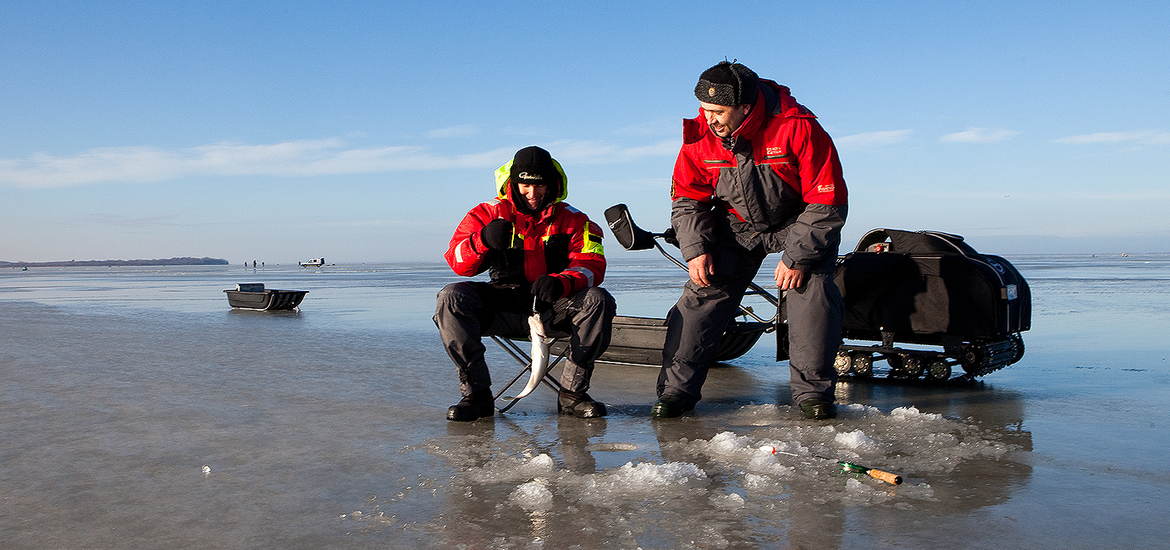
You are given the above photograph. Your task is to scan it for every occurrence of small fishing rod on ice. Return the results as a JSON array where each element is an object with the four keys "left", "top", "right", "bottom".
[{"left": 767, "top": 447, "right": 903, "bottom": 485}]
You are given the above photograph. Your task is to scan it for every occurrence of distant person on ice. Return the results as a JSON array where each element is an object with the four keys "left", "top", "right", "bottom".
[
  {"left": 653, "top": 61, "right": 849, "bottom": 420},
  {"left": 435, "top": 146, "right": 616, "bottom": 421}
]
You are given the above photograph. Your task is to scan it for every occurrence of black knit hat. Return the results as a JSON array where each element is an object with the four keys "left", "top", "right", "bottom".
[
  {"left": 510, "top": 146, "right": 560, "bottom": 187},
  {"left": 694, "top": 61, "right": 759, "bottom": 106},
  {"left": 509, "top": 146, "right": 562, "bottom": 214}
]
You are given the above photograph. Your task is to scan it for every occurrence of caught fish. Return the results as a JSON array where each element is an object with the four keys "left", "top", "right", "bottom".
[{"left": 513, "top": 310, "right": 555, "bottom": 399}]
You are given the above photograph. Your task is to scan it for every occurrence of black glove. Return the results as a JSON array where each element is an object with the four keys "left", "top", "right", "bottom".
[
  {"left": 530, "top": 275, "right": 566, "bottom": 303},
  {"left": 662, "top": 227, "right": 679, "bottom": 248},
  {"left": 479, "top": 219, "right": 514, "bottom": 251}
]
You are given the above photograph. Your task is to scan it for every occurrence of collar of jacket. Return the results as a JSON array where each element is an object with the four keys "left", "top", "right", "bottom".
[
  {"left": 729, "top": 88, "right": 768, "bottom": 140},
  {"left": 730, "top": 80, "right": 816, "bottom": 140},
  {"left": 498, "top": 196, "right": 560, "bottom": 224}
]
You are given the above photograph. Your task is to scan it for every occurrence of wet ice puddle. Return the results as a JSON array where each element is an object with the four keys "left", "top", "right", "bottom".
[{"left": 353, "top": 404, "right": 1023, "bottom": 540}]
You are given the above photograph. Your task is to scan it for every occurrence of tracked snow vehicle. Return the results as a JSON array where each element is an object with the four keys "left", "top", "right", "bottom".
[{"left": 831, "top": 228, "right": 1031, "bottom": 381}]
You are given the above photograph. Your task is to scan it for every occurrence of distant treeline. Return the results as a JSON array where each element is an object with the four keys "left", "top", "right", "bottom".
[{"left": 2, "top": 257, "right": 229, "bottom": 268}]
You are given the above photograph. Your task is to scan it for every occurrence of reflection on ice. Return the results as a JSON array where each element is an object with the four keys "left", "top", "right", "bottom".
[
  {"left": 466, "top": 453, "right": 556, "bottom": 484},
  {"left": 394, "top": 402, "right": 1028, "bottom": 547},
  {"left": 583, "top": 442, "right": 638, "bottom": 452}
]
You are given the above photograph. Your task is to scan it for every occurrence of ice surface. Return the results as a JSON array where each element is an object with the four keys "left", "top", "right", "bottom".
[
  {"left": 730, "top": 404, "right": 1022, "bottom": 476},
  {"left": 890, "top": 405, "right": 945, "bottom": 422},
  {"left": 7, "top": 257, "right": 1170, "bottom": 548},
  {"left": 572, "top": 461, "right": 709, "bottom": 506},
  {"left": 839, "top": 403, "right": 883, "bottom": 417},
  {"left": 743, "top": 472, "right": 781, "bottom": 490},
  {"left": 464, "top": 453, "right": 556, "bottom": 484},
  {"left": 833, "top": 430, "right": 880, "bottom": 452},
  {"left": 671, "top": 431, "right": 801, "bottom": 480},
  {"left": 728, "top": 404, "right": 785, "bottom": 425},
  {"left": 583, "top": 442, "right": 638, "bottom": 452},
  {"left": 433, "top": 403, "right": 1020, "bottom": 514},
  {"left": 404, "top": 400, "right": 1026, "bottom": 547},
  {"left": 509, "top": 479, "right": 554, "bottom": 512},
  {"left": 843, "top": 478, "right": 895, "bottom": 505},
  {"left": 711, "top": 492, "right": 746, "bottom": 509}
]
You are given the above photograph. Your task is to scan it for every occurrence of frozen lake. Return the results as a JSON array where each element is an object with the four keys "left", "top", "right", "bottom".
[{"left": 1, "top": 254, "right": 1168, "bottom": 548}]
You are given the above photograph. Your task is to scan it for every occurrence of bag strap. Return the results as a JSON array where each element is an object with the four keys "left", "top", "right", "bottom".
[{"left": 854, "top": 228, "right": 979, "bottom": 256}]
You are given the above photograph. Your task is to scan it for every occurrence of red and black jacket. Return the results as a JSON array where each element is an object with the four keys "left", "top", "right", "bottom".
[
  {"left": 443, "top": 160, "right": 607, "bottom": 296},
  {"left": 671, "top": 79, "right": 848, "bottom": 271}
]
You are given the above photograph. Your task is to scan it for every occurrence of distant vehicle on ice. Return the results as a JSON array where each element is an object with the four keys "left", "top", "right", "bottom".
[{"left": 299, "top": 258, "right": 325, "bottom": 267}]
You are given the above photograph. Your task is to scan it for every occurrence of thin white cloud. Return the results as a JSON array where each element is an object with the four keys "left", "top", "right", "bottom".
[
  {"left": 542, "top": 139, "right": 679, "bottom": 164},
  {"left": 500, "top": 126, "right": 545, "bottom": 137},
  {"left": 0, "top": 139, "right": 509, "bottom": 188},
  {"left": 586, "top": 176, "right": 666, "bottom": 189},
  {"left": 76, "top": 213, "right": 184, "bottom": 227},
  {"left": 1054, "top": 130, "right": 1170, "bottom": 145},
  {"left": 0, "top": 136, "right": 678, "bottom": 189},
  {"left": 425, "top": 125, "right": 480, "bottom": 138},
  {"left": 835, "top": 129, "right": 912, "bottom": 148},
  {"left": 613, "top": 120, "right": 678, "bottom": 138},
  {"left": 940, "top": 127, "right": 1020, "bottom": 143},
  {"left": 310, "top": 218, "right": 413, "bottom": 228}
]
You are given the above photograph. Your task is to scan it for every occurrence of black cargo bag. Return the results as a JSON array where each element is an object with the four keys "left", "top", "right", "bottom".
[{"left": 833, "top": 228, "right": 1031, "bottom": 345}]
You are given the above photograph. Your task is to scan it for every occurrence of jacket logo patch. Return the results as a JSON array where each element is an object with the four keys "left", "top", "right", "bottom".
[
  {"left": 817, "top": 184, "right": 835, "bottom": 193},
  {"left": 765, "top": 146, "right": 785, "bottom": 156}
]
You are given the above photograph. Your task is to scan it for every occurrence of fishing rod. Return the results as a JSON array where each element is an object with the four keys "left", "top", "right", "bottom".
[{"left": 768, "top": 447, "right": 903, "bottom": 485}]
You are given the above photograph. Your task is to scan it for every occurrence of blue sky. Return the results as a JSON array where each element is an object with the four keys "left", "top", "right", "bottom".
[{"left": 3, "top": 1, "right": 1168, "bottom": 263}]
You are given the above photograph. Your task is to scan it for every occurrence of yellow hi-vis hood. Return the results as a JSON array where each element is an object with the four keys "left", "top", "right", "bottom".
[{"left": 494, "top": 158, "right": 569, "bottom": 204}]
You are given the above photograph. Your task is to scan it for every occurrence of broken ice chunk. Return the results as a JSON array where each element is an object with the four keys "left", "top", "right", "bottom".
[
  {"left": 834, "top": 430, "right": 879, "bottom": 452},
  {"left": 510, "top": 479, "right": 554, "bottom": 512},
  {"left": 711, "top": 492, "right": 745, "bottom": 509}
]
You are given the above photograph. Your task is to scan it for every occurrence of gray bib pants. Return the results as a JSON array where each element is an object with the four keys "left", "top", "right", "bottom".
[
  {"left": 658, "top": 240, "right": 842, "bottom": 406},
  {"left": 434, "top": 281, "right": 616, "bottom": 397}
]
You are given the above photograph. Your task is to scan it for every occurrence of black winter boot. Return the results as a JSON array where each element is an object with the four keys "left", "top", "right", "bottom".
[
  {"left": 447, "top": 391, "right": 495, "bottom": 421},
  {"left": 557, "top": 391, "right": 607, "bottom": 418},
  {"left": 798, "top": 399, "right": 837, "bottom": 420},
  {"left": 650, "top": 394, "right": 695, "bottom": 418}
]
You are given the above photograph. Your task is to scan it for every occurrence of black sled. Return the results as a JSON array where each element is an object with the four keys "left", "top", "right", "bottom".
[
  {"left": 224, "top": 283, "right": 309, "bottom": 311},
  {"left": 832, "top": 228, "right": 1031, "bottom": 381},
  {"left": 595, "top": 204, "right": 776, "bottom": 366}
]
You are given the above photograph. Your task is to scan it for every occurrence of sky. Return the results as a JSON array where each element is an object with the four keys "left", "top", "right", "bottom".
[{"left": 3, "top": 1, "right": 1169, "bottom": 263}]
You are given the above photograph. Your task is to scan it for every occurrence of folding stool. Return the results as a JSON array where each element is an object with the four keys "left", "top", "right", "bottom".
[{"left": 488, "top": 333, "right": 570, "bottom": 413}]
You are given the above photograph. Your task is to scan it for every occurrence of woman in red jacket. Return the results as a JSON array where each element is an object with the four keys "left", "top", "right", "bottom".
[{"left": 435, "top": 146, "right": 615, "bottom": 421}]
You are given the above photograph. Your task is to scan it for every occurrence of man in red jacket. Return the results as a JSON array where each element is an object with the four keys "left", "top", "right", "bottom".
[
  {"left": 436, "top": 146, "right": 615, "bottom": 421},
  {"left": 654, "top": 61, "right": 848, "bottom": 420}
]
